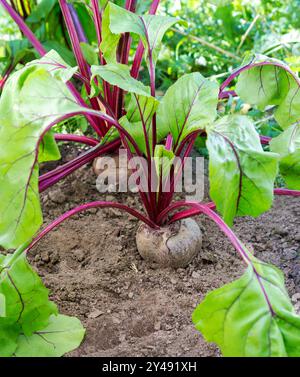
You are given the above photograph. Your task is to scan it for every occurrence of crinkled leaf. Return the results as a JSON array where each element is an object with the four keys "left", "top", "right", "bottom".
[
  {"left": 270, "top": 122, "right": 300, "bottom": 189},
  {"left": 193, "top": 256, "right": 300, "bottom": 357},
  {"left": 0, "top": 64, "right": 83, "bottom": 249},
  {"left": 207, "top": 115, "right": 278, "bottom": 226},
  {"left": 0, "top": 251, "right": 57, "bottom": 337},
  {"left": 235, "top": 55, "right": 300, "bottom": 129},
  {"left": 157, "top": 72, "right": 219, "bottom": 148},
  {"left": 100, "top": 2, "right": 180, "bottom": 65},
  {"left": 91, "top": 63, "right": 150, "bottom": 97},
  {"left": 15, "top": 314, "right": 85, "bottom": 357}
]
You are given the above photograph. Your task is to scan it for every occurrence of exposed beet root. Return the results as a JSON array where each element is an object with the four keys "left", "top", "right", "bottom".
[{"left": 136, "top": 219, "right": 202, "bottom": 268}]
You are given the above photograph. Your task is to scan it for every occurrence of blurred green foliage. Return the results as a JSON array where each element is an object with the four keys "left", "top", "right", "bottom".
[
  {"left": 157, "top": 0, "right": 300, "bottom": 89},
  {"left": 0, "top": 0, "right": 299, "bottom": 138}
]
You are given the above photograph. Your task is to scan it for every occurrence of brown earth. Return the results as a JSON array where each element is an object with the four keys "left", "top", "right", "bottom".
[{"left": 28, "top": 145, "right": 300, "bottom": 357}]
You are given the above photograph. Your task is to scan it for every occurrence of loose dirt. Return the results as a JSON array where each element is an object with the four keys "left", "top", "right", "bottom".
[{"left": 28, "top": 145, "right": 300, "bottom": 356}]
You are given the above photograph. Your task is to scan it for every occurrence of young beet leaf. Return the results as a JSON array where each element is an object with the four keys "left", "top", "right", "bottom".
[{"left": 0, "top": 1, "right": 300, "bottom": 358}]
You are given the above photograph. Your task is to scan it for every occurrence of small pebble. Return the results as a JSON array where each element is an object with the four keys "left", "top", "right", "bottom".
[
  {"left": 48, "top": 189, "right": 66, "bottom": 204},
  {"left": 88, "top": 309, "right": 104, "bottom": 319},
  {"left": 192, "top": 271, "right": 200, "bottom": 279},
  {"left": 292, "top": 293, "right": 300, "bottom": 303},
  {"left": 41, "top": 251, "right": 49, "bottom": 263},
  {"left": 74, "top": 250, "right": 85, "bottom": 262}
]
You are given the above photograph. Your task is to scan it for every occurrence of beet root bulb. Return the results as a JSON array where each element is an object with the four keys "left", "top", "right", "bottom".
[{"left": 136, "top": 219, "right": 202, "bottom": 268}]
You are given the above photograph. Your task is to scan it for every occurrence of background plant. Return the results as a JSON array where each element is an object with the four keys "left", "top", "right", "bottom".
[{"left": 158, "top": 0, "right": 300, "bottom": 88}]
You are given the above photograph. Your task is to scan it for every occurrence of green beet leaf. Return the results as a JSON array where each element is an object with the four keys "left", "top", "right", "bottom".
[
  {"left": 0, "top": 324, "right": 19, "bottom": 357},
  {"left": 279, "top": 150, "right": 300, "bottom": 190},
  {"left": 100, "top": 3, "right": 123, "bottom": 64},
  {"left": 0, "top": 250, "right": 57, "bottom": 337},
  {"left": 0, "top": 63, "right": 83, "bottom": 249},
  {"left": 193, "top": 255, "right": 300, "bottom": 357},
  {"left": 91, "top": 63, "right": 151, "bottom": 97},
  {"left": 125, "top": 93, "right": 159, "bottom": 125},
  {"left": 157, "top": 72, "right": 219, "bottom": 149},
  {"left": 236, "top": 55, "right": 300, "bottom": 129},
  {"left": 119, "top": 94, "right": 159, "bottom": 155},
  {"left": 0, "top": 246, "right": 85, "bottom": 357},
  {"left": 270, "top": 122, "right": 300, "bottom": 189},
  {"left": 207, "top": 115, "right": 279, "bottom": 226},
  {"left": 15, "top": 314, "right": 85, "bottom": 357},
  {"left": 38, "top": 129, "right": 61, "bottom": 164}
]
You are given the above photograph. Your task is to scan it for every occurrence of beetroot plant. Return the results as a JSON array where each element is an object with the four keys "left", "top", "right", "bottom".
[{"left": 0, "top": 1, "right": 300, "bottom": 357}]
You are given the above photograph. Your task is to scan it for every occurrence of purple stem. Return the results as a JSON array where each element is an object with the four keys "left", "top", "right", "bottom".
[
  {"left": 39, "top": 139, "right": 121, "bottom": 192},
  {"left": 0, "top": 0, "right": 103, "bottom": 137},
  {"left": 130, "top": 0, "right": 160, "bottom": 79},
  {"left": 274, "top": 188, "right": 300, "bottom": 196},
  {"left": 167, "top": 201, "right": 276, "bottom": 315},
  {"left": 26, "top": 200, "right": 160, "bottom": 253},
  {"left": 165, "top": 134, "right": 173, "bottom": 151},
  {"left": 219, "top": 90, "right": 237, "bottom": 99},
  {"left": 159, "top": 132, "right": 199, "bottom": 213},
  {"left": 54, "top": 133, "right": 99, "bottom": 146},
  {"left": 59, "top": 0, "right": 89, "bottom": 79},
  {"left": 67, "top": 3, "right": 88, "bottom": 43},
  {"left": 90, "top": 0, "right": 113, "bottom": 110},
  {"left": 113, "top": 0, "right": 137, "bottom": 118},
  {"left": 159, "top": 188, "right": 300, "bottom": 225},
  {"left": 91, "top": 0, "right": 102, "bottom": 46},
  {"left": 139, "top": 17, "right": 156, "bottom": 156},
  {"left": 0, "top": 62, "right": 14, "bottom": 90},
  {"left": 40, "top": 108, "right": 142, "bottom": 157},
  {"left": 260, "top": 136, "right": 271, "bottom": 145},
  {"left": 59, "top": 0, "right": 111, "bottom": 137},
  {"left": 219, "top": 61, "right": 300, "bottom": 97},
  {"left": 20, "top": 108, "right": 138, "bottom": 204}
]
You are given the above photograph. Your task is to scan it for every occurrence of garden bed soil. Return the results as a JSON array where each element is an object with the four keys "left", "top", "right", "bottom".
[{"left": 29, "top": 145, "right": 300, "bottom": 357}]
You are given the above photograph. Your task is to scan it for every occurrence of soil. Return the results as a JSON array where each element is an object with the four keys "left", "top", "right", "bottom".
[{"left": 28, "top": 145, "right": 300, "bottom": 357}]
